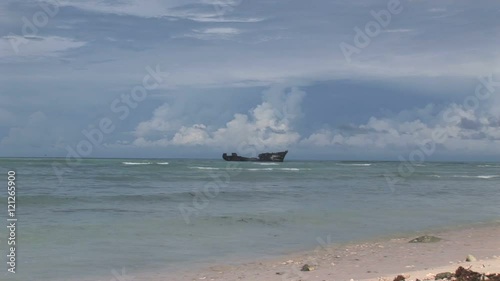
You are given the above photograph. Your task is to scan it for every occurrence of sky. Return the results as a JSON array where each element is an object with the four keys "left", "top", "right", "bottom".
[{"left": 0, "top": 0, "right": 500, "bottom": 160}]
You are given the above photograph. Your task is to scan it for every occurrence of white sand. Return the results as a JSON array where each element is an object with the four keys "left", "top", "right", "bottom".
[{"left": 161, "top": 223, "right": 500, "bottom": 281}]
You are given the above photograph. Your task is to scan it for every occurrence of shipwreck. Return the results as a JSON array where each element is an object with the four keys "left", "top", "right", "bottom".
[{"left": 222, "top": 151, "right": 288, "bottom": 162}]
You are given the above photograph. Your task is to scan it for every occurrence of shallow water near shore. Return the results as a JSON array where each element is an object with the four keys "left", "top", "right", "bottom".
[{"left": 0, "top": 158, "right": 499, "bottom": 281}]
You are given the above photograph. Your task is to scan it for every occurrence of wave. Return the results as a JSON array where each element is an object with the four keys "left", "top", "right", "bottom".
[
  {"left": 253, "top": 163, "right": 280, "bottom": 166},
  {"left": 280, "top": 168, "right": 304, "bottom": 171},
  {"left": 247, "top": 168, "right": 274, "bottom": 171},
  {"left": 247, "top": 168, "right": 309, "bottom": 171},
  {"left": 452, "top": 175, "right": 499, "bottom": 179},
  {"left": 190, "top": 167, "right": 221, "bottom": 170},
  {"left": 477, "top": 165, "right": 500, "bottom": 168},
  {"left": 208, "top": 215, "right": 287, "bottom": 226},
  {"left": 122, "top": 162, "right": 152, "bottom": 165},
  {"left": 190, "top": 167, "right": 306, "bottom": 171},
  {"left": 477, "top": 175, "right": 499, "bottom": 179},
  {"left": 52, "top": 208, "right": 142, "bottom": 214},
  {"left": 337, "top": 163, "right": 372, "bottom": 167},
  {"left": 156, "top": 162, "right": 169, "bottom": 165},
  {"left": 18, "top": 190, "right": 292, "bottom": 206}
]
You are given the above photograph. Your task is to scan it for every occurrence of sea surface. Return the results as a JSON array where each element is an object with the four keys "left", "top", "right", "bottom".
[{"left": 0, "top": 158, "right": 499, "bottom": 280}]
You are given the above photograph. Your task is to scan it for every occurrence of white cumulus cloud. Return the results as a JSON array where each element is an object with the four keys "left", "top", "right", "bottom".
[
  {"left": 132, "top": 86, "right": 306, "bottom": 150},
  {"left": 302, "top": 98, "right": 500, "bottom": 154}
]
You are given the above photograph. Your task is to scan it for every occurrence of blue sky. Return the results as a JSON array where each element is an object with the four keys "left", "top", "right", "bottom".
[{"left": 0, "top": 0, "right": 499, "bottom": 160}]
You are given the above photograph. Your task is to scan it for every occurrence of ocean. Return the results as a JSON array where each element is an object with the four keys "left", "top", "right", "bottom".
[{"left": 0, "top": 158, "right": 499, "bottom": 281}]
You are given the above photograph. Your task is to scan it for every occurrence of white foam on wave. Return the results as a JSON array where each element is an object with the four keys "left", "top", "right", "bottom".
[
  {"left": 245, "top": 168, "right": 310, "bottom": 171},
  {"left": 338, "top": 163, "right": 372, "bottom": 167},
  {"left": 156, "top": 162, "right": 169, "bottom": 165},
  {"left": 122, "top": 162, "right": 152, "bottom": 165},
  {"left": 253, "top": 163, "right": 280, "bottom": 166},
  {"left": 452, "top": 175, "right": 499, "bottom": 179},
  {"left": 477, "top": 175, "right": 499, "bottom": 179},
  {"left": 280, "top": 168, "right": 301, "bottom": 171},
  {"left": 247, "top": 168, "right": 274, "bottom": 171},
  {"left": 190, "top": 167, "right": 220, "bottom": 170},
  {"left": 477, "top": 165, "right": 500, "bottom": 168}
]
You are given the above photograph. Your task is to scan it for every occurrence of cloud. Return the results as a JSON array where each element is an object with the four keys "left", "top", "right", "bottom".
[
  {"left": 131, "top": 86, "right": 306, "bottom": 150},
  {"left": 0, "top": 35, "right": 86, "bottom": 59},
  {"left": 0, "top": 111, "right": 55, "bottom": 147},
  {"left": 302, "top": 98, "right": 500, "bottom": 154},
  {"left": 54, "top": 0, "right": 256, "bottom": 22},
  {"left": 183, "top": 27, "right": 242, "bottom": 40},
  {"left": 2, "top": 0, "right": 500, "bottom": 159},
  {"left": 190, "top": 16, "right": 264, "bottom": 23},
  {"left": 56, "top": 0, "right": 190, "bottom": 18},
  {"left": 133, "top": 103, "right": 185, "bottom": 140},
  {"left": 428, "top": 8, "right": 447, "bottom": 13},
  {"left": 201, "top": 27, "right": 240, "bottom": 35},
  {"left": 126, "top": 77, "right": 500, "bottom": 156}
]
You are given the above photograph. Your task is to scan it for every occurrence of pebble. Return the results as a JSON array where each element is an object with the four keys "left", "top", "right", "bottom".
[
  {"left": 301, "top": 264, "right": 316, "bottom": 272},
  {"left": 466, "top": 254, "right": 477, "bottom": 262}
]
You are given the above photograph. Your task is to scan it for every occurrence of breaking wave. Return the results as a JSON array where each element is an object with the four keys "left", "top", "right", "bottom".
[
  {"left": 452, "top": 175, "right": 499, "bottom": 179},
  {"left": 247, "top": 168, "right": 274, "bottom": 171},
  {"left": 476, "top": 175, "right": 499, "bottom": 179},
  {"left": 190, "top": 167, "right": 221, "bottom": 170},
  {"left": 280, "top": 168, "right": 301, "bottom": 171},
  {"left": 122, "top": 162, "right": 152, "bottom": 165},
  {"left": 337, "top": 163, "right": 372, "bottom": 167}
]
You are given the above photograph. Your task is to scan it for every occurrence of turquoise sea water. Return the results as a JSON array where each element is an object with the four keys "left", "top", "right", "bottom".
[{"left": 0, "top": 158, "right": 499, "bottom": 280}]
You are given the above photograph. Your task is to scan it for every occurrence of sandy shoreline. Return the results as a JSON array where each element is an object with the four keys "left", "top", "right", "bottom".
[
  {"left": 65, "top": 222, "right": 500, "bottom": 281},
  {"left": 156, "top": 222, "right": 500, "bottom": 281}
]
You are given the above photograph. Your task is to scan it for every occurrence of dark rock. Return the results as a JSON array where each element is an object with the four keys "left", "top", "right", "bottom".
[
  {"left": 392, "top": 267, "right": 500, "bottom": 281},
  {"left": 435, "top": 272, "right": 453, "bottom": 280},
  {"left": 301, "top": 264, "right": 315, "bottom": 272},
  {"left": 409, "top": 235, "right": 442, "bottom": 243},
  {"left": 393, "top": 275, "right": 405, "bottom": 281},
  {"left": 455, "top": 266, "right": 483, "bottom": 281},
  {"left": 487, "top": 273, "right": 500, "bottom": 281}
]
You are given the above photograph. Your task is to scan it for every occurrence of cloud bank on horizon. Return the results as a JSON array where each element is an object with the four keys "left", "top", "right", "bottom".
[{"left": 0, "top": 0, "right": 499, "bottom": 159}]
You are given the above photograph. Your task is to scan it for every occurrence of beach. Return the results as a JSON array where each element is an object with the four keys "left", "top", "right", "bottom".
[
  {"left": 162, "top": 223, "right": 500, "bottom": 281},
  {"left": 3, "top": 0, "right": 500, "bottom": 279},
  {"left": 1, "top": 158, "right": 499, "bottom": 281}
]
